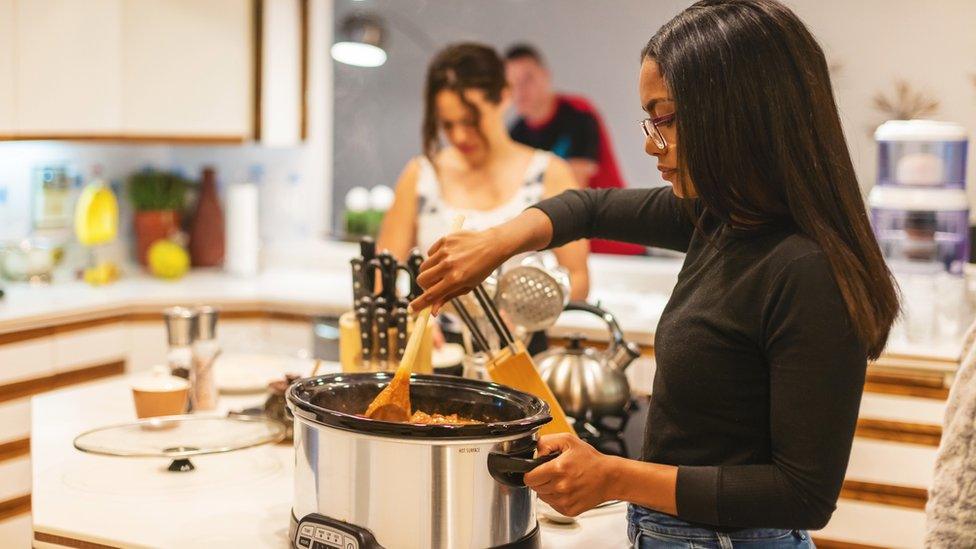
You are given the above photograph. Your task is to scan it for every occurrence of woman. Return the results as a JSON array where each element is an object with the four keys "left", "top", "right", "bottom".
[
  {"left": 376, "top": 43, "right": 589, "bottom": 307},
  {"left": 412, "top": 1, "right": 899, "bottom": 547}
]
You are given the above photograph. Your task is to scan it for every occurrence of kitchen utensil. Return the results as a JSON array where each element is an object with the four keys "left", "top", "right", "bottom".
[
  {"left": 363, "top": 307, "right": 431, "bottom": 421},
  {"left": 163, "top": 306, "right": 197, "bottom": 381},
  {"left": 495, "top": 255, "right": 571, "bottom": 333},
  {"left": 377, "top": 251, "right": 397, "bottom": 302},
  {"left": 356, "top": 300, "right": 374, "bottom": 370},
  {"left": 451, "top": 296, "right": 491, "bottom": 353},
  {"left": 405, "top": 248, "right": 424, "bottom": 300},
  {"left": 534, "top": 301, "right": 642, "bottom": 420},
  {"left": 350, "top": 257, "right": 367, "bottom": 301},
  {"left": 74, "top": 415, "right": 285, "bottom": 473},
  {"left": 460, "top": 283, "right": 575, "bottom": 437},
  {"left": 394, "top": 306, "right": 408, "bottom": 360},
  {"left": 361, "top": 215, "right": 465, "bottom": 421},
  {"left": 474, "top": 284, "right": 516, "bottom": 351},
  {"left": 287, "top": 372, "right": 554, "bottom": 548},
  {"left": 190, "top": 306, "right": 220, "bottom": 411},
  {"left": 375, "top": 306, "right": 390, "bottom": 368}
]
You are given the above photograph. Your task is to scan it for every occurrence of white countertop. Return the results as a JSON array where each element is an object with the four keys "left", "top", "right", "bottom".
[
  {"left": 30, "top": 365, "right": 630, "bottom": 549},
  {"left": 1, "top": 239, "right": 963, "bottom": 363}
]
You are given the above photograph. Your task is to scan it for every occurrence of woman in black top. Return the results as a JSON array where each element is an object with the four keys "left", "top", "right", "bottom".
[{"left": 411, "top": 0, "right": 899, "bottom": 546}]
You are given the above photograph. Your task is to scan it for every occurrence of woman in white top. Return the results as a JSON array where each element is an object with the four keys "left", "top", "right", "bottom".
[{"left": 378, "top": 43, "right": 589, "bottom": 302}]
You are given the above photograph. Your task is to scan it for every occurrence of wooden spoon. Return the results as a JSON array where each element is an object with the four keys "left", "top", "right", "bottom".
[
  {"left": 363, "top": 306, "right": 432, "bottom": 421},
  {"left": 363, "top": 215, "right": 464, "bottom": 422}
]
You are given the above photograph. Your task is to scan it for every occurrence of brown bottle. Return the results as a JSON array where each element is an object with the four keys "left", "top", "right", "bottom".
[{"left": 189, "top": 167, "right": 225, "bottom": 267}]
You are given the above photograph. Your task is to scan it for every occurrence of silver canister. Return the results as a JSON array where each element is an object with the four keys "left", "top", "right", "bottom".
[{"left": 163, "top": 306, "right": 197, "bottom": 381}]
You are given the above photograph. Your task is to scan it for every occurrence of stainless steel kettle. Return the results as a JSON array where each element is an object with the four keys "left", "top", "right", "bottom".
[{"left": 533, "top": 301, "right": 641, "bottom": 420}]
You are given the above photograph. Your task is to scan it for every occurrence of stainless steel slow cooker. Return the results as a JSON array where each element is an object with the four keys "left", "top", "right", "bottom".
[{"left": 286, "top": 372, "right": 555, "bottom": 549}]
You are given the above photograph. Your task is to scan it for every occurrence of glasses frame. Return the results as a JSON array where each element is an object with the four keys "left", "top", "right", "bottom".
[{"left": 639, "top": 112, "right": 676, "bottom": 150}]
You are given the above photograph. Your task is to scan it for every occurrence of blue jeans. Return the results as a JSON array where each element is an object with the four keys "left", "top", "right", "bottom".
[{"left": 627, "top": 505, "right": 815, "bottom": 549}]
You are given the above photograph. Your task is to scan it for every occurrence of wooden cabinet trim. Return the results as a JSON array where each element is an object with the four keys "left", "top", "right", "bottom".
[
  {"left": 855, "top": 418, "right": 942, "bottom": 447},
  {"left": 0, "top": 361, "right": 124, "bottom": 404},
  {"left": 0, "top": 134, "right": 247, "bottom": 144},
  {"left": 0, "top": 438, "right": 29, "bottom": 464},
  {"left": 34, "top": 530, "right": 120, "bottom": 549},
  {"left": 0, "top": 494, "right": 29, "bottom": 523},
  {"left": 839, "top": 479, "right": 928, "bottom": 510}
]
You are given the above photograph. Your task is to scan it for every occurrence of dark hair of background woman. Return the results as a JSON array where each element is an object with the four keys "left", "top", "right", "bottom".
[
  {"left": 422, "top": 43, "right": 507, "bottom": 161},
  {"left": 642, "top": 0, "right": 898, "bottom": 359}
]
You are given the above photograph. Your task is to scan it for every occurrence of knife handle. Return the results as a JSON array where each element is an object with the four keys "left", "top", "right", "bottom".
[
  {"left": 406, "top": 249, "right": 424, "bottom": 300},
  {"left": 395, "top": 308, "right": 408, "bottom": 360},
  {"left": 378, "top": 252, "right": 397, "bottom": 302},
  {"left": 375, "top": 308, "right": 390, "bottom": 368},
  {"left": 356, "top": 306, "right": 372, "bottom": 367},
  {"left": 350, "top": 257, "right": 365, "bottom": 301},
  {"left": 360, "top": 236, "right": 376, "bottom": 261}
]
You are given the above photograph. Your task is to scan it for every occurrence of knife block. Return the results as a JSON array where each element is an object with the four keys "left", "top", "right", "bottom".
[
  {"left": 487, "top": 341, "right": 576, "bottom": 437},
  {"left": 338, "top": 310, "right": 434, "bottom": 374}
]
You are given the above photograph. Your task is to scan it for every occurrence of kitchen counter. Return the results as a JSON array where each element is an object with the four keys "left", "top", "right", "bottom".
[
  {"left": 0, "top": 239, "right": 964, "bottom": 365},
  {"left": 30, "top": 367, "right": 630, "bottom": 548}
]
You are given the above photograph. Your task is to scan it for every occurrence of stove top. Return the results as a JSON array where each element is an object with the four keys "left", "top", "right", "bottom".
[{"left": 573, "top": 396, "right": 649, "bottom": 460}]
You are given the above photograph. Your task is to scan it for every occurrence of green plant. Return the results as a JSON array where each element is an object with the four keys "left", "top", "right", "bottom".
[{"left": 127, "top": 168, "right": 193, "bottom": 212}]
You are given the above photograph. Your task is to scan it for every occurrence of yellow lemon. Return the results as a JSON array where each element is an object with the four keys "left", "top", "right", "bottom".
[{"left": 148, "top": 240, "right": 190, "bottom": 280}]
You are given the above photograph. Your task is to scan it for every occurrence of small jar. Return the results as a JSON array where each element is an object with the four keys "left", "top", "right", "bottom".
[{"left": 190, "top": 306, "right": 220, "bottom": 411}]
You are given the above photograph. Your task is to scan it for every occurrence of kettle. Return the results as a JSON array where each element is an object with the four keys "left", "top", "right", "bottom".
[{"left": 533, "top": 301, "right": 641, "bottom": 420}]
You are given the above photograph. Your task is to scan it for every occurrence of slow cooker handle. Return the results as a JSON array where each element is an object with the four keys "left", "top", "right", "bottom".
[{"left": 487, "top": 451, "right": 561, "bottom": 488}]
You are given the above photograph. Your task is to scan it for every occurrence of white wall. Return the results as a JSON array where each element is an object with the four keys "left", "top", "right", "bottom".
[{"left": 788, "top": 0, "right": 976, "bottom": 213}]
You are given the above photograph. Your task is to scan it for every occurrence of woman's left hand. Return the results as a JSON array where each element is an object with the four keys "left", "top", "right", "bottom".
[{"left": 524, "top": 433, "right": 618, "bottom": 517}]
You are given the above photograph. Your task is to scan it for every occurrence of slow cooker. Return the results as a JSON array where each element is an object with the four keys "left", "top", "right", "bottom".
[{"left": 286, "top": 372, "right": 555, "bottom": 549}]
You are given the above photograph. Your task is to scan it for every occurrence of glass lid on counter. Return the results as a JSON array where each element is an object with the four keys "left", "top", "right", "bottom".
[{"left": 73, "top": 415, "right": 286, "bottom": 459}]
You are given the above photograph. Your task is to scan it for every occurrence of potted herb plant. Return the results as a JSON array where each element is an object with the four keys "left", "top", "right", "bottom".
[{"left": 127, "top": 168, "right": 191, "bottom": 266}]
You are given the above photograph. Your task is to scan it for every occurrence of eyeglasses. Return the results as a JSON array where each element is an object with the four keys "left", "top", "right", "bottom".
[{"left": 639, "top": 112, "right": 675, "bottom": 150}]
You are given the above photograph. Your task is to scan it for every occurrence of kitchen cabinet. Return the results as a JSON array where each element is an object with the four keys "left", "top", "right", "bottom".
[
  {"left": 0, "top": 0, "right": 14, "bottom": 136},
  {"left": 120, "top": 0, "right": 253, "bottom": 138},
  {"left": 0, "top": 399, "right": 30, "bottom": 446},
  {"left": 259, "top": 0, "right": 305, "bottom": 146},
  {"left": 0, "top": 338, "right": 55, "bottom": 386},
  {"left": 0, "top": 456, "right": 30, "bottom": 503},
  {"left": 14, "top": 0, "right": 123, "bottom": 136},
  {"left": 7, "top": 0, "right": 261, "bottom": 142},
  {"left": 53, "top": 323, "right": 128, "bottom": 373}
]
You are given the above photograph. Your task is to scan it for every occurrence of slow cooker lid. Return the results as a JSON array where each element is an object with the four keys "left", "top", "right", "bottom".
[{"left": 286, "top": 372, "right": 552, "bottom": 438}]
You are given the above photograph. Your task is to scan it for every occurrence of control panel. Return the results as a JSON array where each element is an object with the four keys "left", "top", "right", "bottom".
[{"left": 294, "top": 514, "right": 382, "bottom": 549}]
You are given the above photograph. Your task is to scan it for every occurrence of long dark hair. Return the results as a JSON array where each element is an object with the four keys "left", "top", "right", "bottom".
[
  {"left": 422, "top": 43, "right": 507, "bottom": 161},
  {"left": 643, "top": 0, "right": 898, "bottom": 359}
]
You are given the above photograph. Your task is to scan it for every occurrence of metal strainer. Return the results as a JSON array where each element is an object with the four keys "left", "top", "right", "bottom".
[{"left": 494, "top": 258, "right": 570, "bottom": 333}]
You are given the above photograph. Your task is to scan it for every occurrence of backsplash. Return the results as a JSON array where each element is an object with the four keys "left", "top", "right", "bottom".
[{"left": 0, "top": 141, "right": 326, "bottom": 254}]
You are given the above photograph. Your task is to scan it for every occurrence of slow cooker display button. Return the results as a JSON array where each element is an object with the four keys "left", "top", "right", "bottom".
[
  {"left": 297, "top": 536, "right": 311, "bottom": 548},
  {"left": 300, "top": 525, "right": 315, "bottom": 537}
]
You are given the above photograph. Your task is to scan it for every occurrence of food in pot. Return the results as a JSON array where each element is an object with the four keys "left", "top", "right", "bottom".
[{"left": 408, "top": 410, "right": 482, "bottom": 425}]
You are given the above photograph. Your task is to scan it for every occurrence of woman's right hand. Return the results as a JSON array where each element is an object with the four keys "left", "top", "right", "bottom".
[
  {"left": 410, "top": 208, "right": 555, "bottom": 314},
  {"left": 410, "top": 228, "right": 510, "bottom": 314}
]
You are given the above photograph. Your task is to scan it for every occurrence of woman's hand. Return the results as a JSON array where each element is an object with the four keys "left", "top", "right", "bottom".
[
  {"left": 410, "top": 228, "right": 511, "bottom": 314},
  {"left": 524, "top": 433, "right": 620, "bottom": 517},
  {"left": 410, "top": 208, "right": 556, "bottom": 314}
]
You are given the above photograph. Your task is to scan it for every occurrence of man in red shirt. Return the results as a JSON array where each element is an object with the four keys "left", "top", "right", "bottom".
[{"left": 505, "top": 44, "right": 645, "bottom": 255}]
